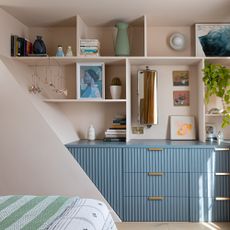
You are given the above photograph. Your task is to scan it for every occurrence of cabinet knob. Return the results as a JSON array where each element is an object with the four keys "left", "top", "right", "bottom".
[
  {"left": 148, "top": 196, "right": 164, "bottom": 201},
  {"left": 148, "top": 148, "right": 163, "bottom": 151},
  {"left": 148, "top": 172, "right": 164, "bottom": 176},
  {"left": 215, "top": 172, "right": 230, "bottom": 176}
]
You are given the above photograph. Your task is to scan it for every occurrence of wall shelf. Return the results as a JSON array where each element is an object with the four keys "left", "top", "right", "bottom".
[{"left": 43, "top": 99, "right": 127, "bottom": 103}]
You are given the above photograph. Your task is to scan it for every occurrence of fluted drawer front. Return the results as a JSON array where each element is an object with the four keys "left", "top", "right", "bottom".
[
  {"left": 124, "top": 197, "right": 189, "bottom": 221},
  {"left": 190, "top": 197, "right": 230, "bottom": 221},
  {"left": 124, "top": 172, "right": 188, "bottom": 197},
  {"left": 124, "top": 148, "right": 189, "bottom": 172},
  {"left": 67, "top": 147, "right": 123, "bottom": 218},
  {"left": 190, "top": 173, "right": 230, "bottom": 198},
  {"left": 189, "top": 148, "right": 230, "bottom": 172}
]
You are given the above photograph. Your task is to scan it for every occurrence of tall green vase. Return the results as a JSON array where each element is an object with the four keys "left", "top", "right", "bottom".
[{"left": 115, "top": 22, "right": 130, "bottom": 56}]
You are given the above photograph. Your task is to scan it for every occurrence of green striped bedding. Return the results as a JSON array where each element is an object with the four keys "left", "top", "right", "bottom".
[{"left": 0, "top": 196, "right": 117, "bottom": 230}]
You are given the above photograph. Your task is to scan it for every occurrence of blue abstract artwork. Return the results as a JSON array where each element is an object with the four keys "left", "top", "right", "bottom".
[{"left": 196, "top": 24, "right": 230, "bottom": 57}]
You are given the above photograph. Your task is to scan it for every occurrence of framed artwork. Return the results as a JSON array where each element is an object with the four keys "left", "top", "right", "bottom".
[
  {"left": 77, "top": 63, "right": 105, "bottom": 100},
  {"left": 195, "top": 24, "right": 230, "bottom": 57},
  {"left": 173, "top": 90, "right": 190, "bottom": 106},
  {"left": 170, "top": 115, "right": 196, "bottom": 140},
  {"left": 173, "top": 71, "right": 189, "bottom": 86},
  {"left": 205, "top": 123, "right": 217, "bottom": 141}
]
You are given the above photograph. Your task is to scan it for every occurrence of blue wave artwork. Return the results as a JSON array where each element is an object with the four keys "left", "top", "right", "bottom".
[{"left": 199, "top": 26, "right": 230, "bottom": 56}]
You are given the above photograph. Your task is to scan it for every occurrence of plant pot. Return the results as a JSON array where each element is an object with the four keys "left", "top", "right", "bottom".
[{"left": 110, "top": 85, "right": 122, "bottom": 99}]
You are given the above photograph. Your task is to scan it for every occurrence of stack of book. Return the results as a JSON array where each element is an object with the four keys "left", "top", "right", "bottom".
[
  {"left": 104, "top": 116, "right": 126, "bottom": 142},
  {"left": 11, "top": 35, "right": 33, "bottom": 57},
  {"left": 80, "top": 39, "right": 100, "bottom": 56}
]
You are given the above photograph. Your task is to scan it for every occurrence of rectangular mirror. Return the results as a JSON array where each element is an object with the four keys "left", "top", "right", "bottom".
[{"left": 138, "top": 67, "right": 158, "bottom": 127}]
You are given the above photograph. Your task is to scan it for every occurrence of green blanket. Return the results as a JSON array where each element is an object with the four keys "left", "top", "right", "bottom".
[{"left": 0, "top": 195, "right": 77, "bottom": 230}]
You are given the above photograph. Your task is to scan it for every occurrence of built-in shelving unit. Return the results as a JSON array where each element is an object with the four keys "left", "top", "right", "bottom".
[{"left": 11, "top": 14, "right": 230, "bottom": 142}]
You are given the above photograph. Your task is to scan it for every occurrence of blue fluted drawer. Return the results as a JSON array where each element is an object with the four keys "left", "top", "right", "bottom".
[
  {"left": 189, "top": 148, "right": 230, "bottom": 172},
  {"left": 124, "top": 172, "right": 188, "bottom": 197},
  {"left": 190, "top": 173, "right": 230, "bottom": 198},
  {"left": 67, "top": 147, "right": 123, "bottom": 219},
  {"left": 190, "top": 197, "right": 230, "bottom": 221},
  {"left": 123, "top": 148, "right": 189, "bottom": 172},
  {"left": 123, "top": 196, "right": 189, "bottom": 221}
]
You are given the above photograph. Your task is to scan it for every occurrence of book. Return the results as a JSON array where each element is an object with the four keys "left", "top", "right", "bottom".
[
  {"left": 103, "top": 137, "right": 126, "bottom": 142},
  {"left": 11, "top": 35, "right": 18, "bottom": 56},
  {"left": 111, "top": 124, "right": 126, "bottom": 129}
]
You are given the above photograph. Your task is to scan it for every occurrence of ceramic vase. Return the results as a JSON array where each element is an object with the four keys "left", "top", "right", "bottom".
[
  {"left": 56, "top": 46, "right": 64, "bottom": 57},
  {"left": 33, "top": 36, "right": 46, "bottom": 54},
  {"left": 88, "top": 125, "right": 95, "bottom": 140},
  {"left": 115, "top": 22, "right": 130, "bottom": 56},
  {"left": 110, "top": 85, "right": 122, "bottom": 99}
]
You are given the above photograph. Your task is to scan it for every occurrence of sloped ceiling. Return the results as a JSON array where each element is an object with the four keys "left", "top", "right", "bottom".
[{"left": 0, "top": 0, "right": 230, "bottom": 26}]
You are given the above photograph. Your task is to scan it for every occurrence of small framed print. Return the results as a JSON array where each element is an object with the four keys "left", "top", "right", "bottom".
[
  {"left": 170, "top": 115, "right": 196, "bottom": 140},
  {"left": 77, "top": 63, "right": 105, "bottom": 100},
  {"left": 195, "top": 24, "right": 230, "bottom": 57},
  {"left": 173, "top": 71, "right": 189, "bottom": 86},
  {"left": 173, "top": 90, "right": 190, "bottom": 106}
]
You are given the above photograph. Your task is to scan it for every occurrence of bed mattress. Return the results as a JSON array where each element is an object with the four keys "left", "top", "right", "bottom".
[{"left": 0, "top": 195, "right": 117, "bottom": 230}]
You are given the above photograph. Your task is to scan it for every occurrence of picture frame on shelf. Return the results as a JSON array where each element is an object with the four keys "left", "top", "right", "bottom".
[
  {"left": 170, "top": 115, "right": 196, "bottom": 140},
  {"left": 77, "top": 62, "right": 105, "bottom": 100},
  {"left": 172, "top": 71, "right": 189, "bottom": 86},
  {"left": 173, "top": 90, "right": 190, "bottom": 106},
  {"left": 205, "top": 123, "right": 217, "bottom": 141},
  {"left": 195, "top": 24, "right": 230, "bottom": 57}
]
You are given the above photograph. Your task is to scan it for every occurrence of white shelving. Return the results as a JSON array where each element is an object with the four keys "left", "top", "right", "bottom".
[{"left": 11, "top": 14, "right": 230, "bottom": 141}]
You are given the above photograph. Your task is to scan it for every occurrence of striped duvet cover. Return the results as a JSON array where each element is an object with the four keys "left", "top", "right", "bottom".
[{"left": 0, "top": 195, "right": 117, "bottom": 230}]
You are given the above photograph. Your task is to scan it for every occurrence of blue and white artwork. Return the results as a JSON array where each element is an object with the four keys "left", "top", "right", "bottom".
[
  {"left": 77, "top": 63, "right": 105, "bottom": 99},
  {"left": 196, "top": 24, "right": 230, "bottom": 57}
]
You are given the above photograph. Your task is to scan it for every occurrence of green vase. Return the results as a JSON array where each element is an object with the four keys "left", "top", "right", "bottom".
[{"left": 115, "top": 22, "right": 130, "bottom": 56}]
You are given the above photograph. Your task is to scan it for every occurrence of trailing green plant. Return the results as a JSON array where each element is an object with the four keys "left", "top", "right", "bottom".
[
  {"left": 111, "top": 77, "right": 122, "bottom": 86},
  {"left": 203, "top": 62, "right": 230, "bottom": 128}
]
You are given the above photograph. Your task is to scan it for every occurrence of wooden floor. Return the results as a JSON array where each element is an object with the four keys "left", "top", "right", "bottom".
[{"left": 117, "top": 222, "right": 230, "bottom": 230}]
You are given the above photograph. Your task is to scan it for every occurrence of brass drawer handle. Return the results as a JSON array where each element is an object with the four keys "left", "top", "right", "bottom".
[
  {"left": 148, "top": 196, "right": 164, "bottom": 201},
  {"left": 148, "top": 172, "right": 164, "bottom": 176},
  {"left": 215, "top": 197, "right": 230, "bottom": 201},
  {"left": 215, "top": 148, "right": 230, "bottom": 151},
  {"left": 215, "top": 172, "right": 230, "bottom": 176},
  {"left": 148, "top": 148, "right": 163, "bottom": 151}
]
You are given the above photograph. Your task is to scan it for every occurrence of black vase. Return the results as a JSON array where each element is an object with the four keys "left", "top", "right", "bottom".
[{"left": 33, "top": 36, "right": 46, "bottom": 54}]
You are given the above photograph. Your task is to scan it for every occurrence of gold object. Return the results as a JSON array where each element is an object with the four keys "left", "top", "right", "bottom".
[
  {"left": 148, "top": 172, "right": 164, "bottom": 176},
  {"left": 214, "top": 148, "right": 230, "bottom": 151},
  {"left": 215, "top": 197, "right": 230, "bottom": 201},
  {"left": 148, "top": 196, "right": 164, "bottom": 201},
  {"left": 215, "top": 172, "right": 230, "bottom": 176},
  {"left": 148, "top": 148, "right": 163, "bottom": 151}
]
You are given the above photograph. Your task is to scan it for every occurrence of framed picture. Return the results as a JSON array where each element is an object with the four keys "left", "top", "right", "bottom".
[
  {"left": 195, "top": 24, "right": 230, "bottom": 56},
  {"left": 205, "top": 123, "right": 217, "bottom": 141},
  {"left": 173, "top": 71, "right": 189, "bottom": 86},
  {"left": 170, "top": 115, "right": 196, "bottom": 140},
  {"left": 77, "top": 63, "right": 105, "bottom": 99},
  {"left": 173, "top": 90, "right": 190, "bottom": 106}
]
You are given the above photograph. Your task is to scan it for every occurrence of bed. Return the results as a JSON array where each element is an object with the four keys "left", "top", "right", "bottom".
[{"left": 0, "top": 195, "right": 117, "bottom": 230}]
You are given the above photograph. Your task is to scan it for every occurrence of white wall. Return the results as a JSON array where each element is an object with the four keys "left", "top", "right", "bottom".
[{"left": 0, "top": 59, "right": 120, "bottom": 221}]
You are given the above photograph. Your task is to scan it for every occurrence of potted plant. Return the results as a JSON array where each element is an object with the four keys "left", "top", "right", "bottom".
[
  {"left": 110, "top": 77, "right": 122, "bottom": 99},
  {"left": 203, "top": 62, "right": 230, "bottom": 128}
]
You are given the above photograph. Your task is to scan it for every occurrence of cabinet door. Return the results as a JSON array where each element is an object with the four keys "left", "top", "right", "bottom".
[
  {"left": 123, "top": 147, "right": 189, "bottom": 172},
  {"left": 67, "top": 147, "right": 123, "bottom": 218}
]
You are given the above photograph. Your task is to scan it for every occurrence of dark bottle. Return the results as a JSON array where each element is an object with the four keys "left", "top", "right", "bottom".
[{"left": 33, "top": 36, "right": 46, "bottom": 54}]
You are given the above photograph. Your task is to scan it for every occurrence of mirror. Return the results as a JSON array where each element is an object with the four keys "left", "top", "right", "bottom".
[{"left": 138, "top": 67, "right": 158, "bottom": 127}]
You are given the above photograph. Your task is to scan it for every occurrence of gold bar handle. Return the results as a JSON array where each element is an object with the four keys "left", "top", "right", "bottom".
[
  {"left": 215, "top": 148, "right": 230, "bottom": 151},
  {"left": 148, "top": 196, "right": 164, "bottom": 201},
  {"left": 215, "top": 172, "right": 230, "bottom": 176},
  {"left": 148, "top": 148, "right": 163, "bottom": 151},
  {"left": 215, "top": 197, "right": 230, "bottom": 201},
  {"left": 148, "top": 172, "right": 164, "bottom": 176}
]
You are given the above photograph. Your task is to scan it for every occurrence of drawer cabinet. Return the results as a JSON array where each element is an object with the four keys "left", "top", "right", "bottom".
[
  {"left": 124, "top": 172, "right": 189, "bottom": 197},
  {"left": 124, "top": 147, "right": 189, "bottom": 172},
  {"left": 189, "top": 148, "right": 230, "bottom": 221},
  {"left": 124, "top": 197, "right": 189, "bottom": 221},
  {"left": 67, "top": 144, "right": 230, "bottom": 222},
  {"left": 67, "top": 147, "right": 123, "bottom": 218},
  {"left": 190, "top": 198, "right": 230, "bottom": 222}
]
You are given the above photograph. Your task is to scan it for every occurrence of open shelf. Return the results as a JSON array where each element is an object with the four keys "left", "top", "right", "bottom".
[{"left": 43, "top": 99, "right": 127, "bottom": 103}]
